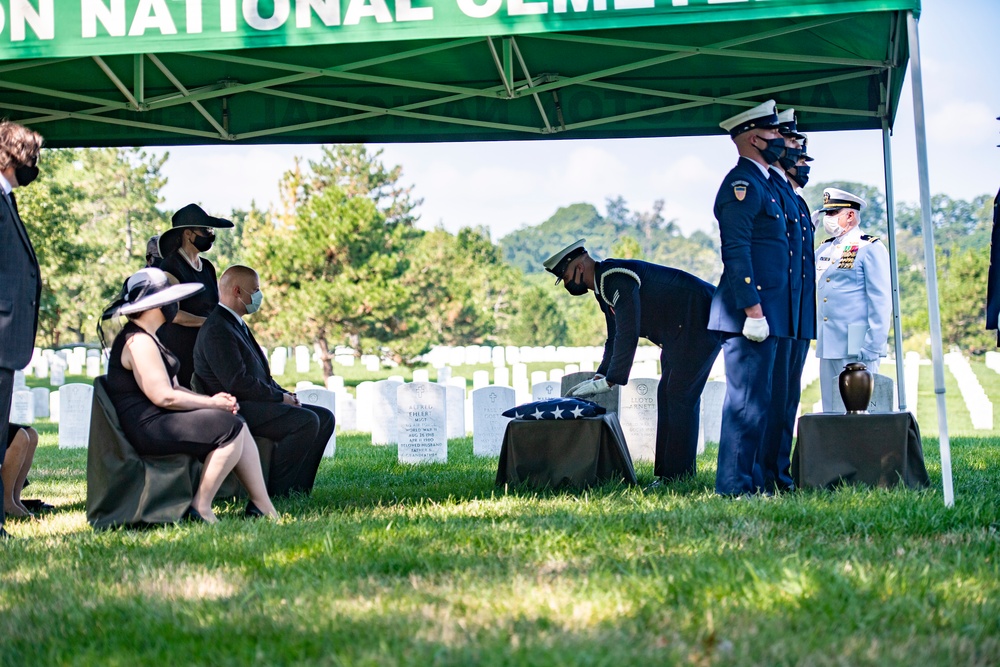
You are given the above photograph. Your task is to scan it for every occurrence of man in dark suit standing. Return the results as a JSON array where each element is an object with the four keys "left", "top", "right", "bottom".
[
  {"left": 0, "top": 121, "right": 44, "bottom": 539},
  {"left": 709, "top": 100, "right": 793, "bottom": 497},
  {"left": 193, "top": 265, "right": 333, "bottom": 497},
  {"left": 987, "top": 117, "right": 999, "bottom": 346}
]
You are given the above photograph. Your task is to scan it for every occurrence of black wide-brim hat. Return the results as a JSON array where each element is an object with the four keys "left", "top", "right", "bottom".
[{"left": 157, "top": 203, "right": 233, "bottom": 257}]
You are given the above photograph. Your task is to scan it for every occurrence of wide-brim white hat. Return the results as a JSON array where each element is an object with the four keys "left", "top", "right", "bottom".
[
  {"left": 117, "top": 268, "right": 204, "bottom": 316},
  {"left": 543, "top": 239, "right": 587, "bottom": 284}
]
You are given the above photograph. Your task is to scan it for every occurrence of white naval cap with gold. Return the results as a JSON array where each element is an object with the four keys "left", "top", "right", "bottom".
[
  {"left": 777, "top": 108, "right": 805, "bottom": 140},
  {"left": 719, "top": 99, "right": 780, "bottom": 138},
  {"left": 821, "top": 187, "right": 867, "bottom": 213},
  {"left": 543, "top": 238, "right": 587, "bottom": 284}
]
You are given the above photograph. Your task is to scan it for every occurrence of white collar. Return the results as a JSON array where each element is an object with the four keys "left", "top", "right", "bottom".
[
  {"left": 830, "top": 226, "right": 864, "bottom": 246},
  {"left": 220, "top": 302, "right": 246, "bottom": 327},
  {"left": 0, "top": 173, "right": 12, "bottom": 196}
]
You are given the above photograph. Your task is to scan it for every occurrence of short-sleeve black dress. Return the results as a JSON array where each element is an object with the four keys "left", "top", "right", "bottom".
[
  {"left": 157, "top": 251, "right": 219, "bottom": 388},
  {"left": 106, "top": 322, "right": 243, "bottom": 459}
]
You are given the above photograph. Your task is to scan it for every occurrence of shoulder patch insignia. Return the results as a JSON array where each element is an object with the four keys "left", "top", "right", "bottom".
[
  {"left": 731, "top": 179, "right": 749, "bottom": 202},
  {"left": 860, "top": 234, "right": 881, "bottom": 244}
]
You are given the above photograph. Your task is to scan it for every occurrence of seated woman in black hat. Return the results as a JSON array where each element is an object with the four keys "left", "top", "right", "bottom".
[
  {"left": 156, "top": 204, "right": 233, "bottom": 388},
  {"left": 101, "top": 268, "right": 278, "bottom": 523}
]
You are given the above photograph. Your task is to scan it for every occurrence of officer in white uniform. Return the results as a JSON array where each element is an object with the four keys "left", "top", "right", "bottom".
[{"left": 815, "top": 188, "right": 892, "bottom": 411}]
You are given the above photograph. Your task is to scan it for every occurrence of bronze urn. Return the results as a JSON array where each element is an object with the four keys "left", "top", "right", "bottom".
[{"left": 839, "top": 362, "right": 874, "bottom": 413}]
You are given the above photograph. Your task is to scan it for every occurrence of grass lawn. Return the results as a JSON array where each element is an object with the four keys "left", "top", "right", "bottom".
[{"left": 2, "top": 417, "right": 999, "bottom": 666}]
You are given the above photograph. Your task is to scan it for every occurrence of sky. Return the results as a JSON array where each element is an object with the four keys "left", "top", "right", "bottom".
[{"left": 154, "top": 0, "right": 1000, "bottom": 240}]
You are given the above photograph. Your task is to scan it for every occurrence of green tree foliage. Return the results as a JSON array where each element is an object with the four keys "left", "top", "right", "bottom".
[
  {"left": 500, "top": 197, "right": 721, "bottom": 283},
  {"left": 611, "top": 235, "right": 643, "bottom": 259},
  {"left": 937, "top": 248, "right": 994, "bottom": 354},
  {"left": 504, "top": 284, "right": 568, "bottom": 346},
  {"left": 19, "top": 148, "right": 167, "bottom": 345}
]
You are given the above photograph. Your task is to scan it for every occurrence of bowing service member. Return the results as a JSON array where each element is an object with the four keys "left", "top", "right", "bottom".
[
  {"left": 815, "top": 188, "right": 891, "bottom": 411},
  {"left": 544, "top": 240, "right": 721, "bottom": 485},
  {"left": 193, "top": 266, "right": 333, "bottom": 498}
]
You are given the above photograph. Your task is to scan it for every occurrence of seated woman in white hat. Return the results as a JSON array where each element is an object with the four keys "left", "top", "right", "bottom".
[{"left": 100, "top": 268, "right": 278, "bottom": 523}]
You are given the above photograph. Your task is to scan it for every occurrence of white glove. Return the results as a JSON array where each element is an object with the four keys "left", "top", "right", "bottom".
[
  {"left": 568, "top": 377, "right": 610, "bottom": 398},
  {"left": 858, "top": 347, "right": 879, "bottom": 362},
  {"left": 742, "top": 316, "right": 769, "bottom": 342}
]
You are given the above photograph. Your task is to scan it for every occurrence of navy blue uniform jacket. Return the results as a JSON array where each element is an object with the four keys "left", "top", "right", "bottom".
[
  {"left": 708, "top": 157, "right": 792, "bottom": 337},
  {"left": 593, "top": 259, "right": 716, "bottom": 387}
]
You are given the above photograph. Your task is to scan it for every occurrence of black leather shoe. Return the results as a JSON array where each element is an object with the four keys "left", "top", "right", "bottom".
[
  {"left": 244, "top": 501, "right": 265, "bottom": 519},
  {"left": 182, "top": 506, "right": 208, "bottom": 523},
  {"left": 21, "top": 499, "right": 55, "bottom": 512}
]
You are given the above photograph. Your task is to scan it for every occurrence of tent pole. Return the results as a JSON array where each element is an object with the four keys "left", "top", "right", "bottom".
[
  {"left": 882, "top": 119, "right": 907, "bottom": 412},
  {"left": 906, "top": 11, "right": 954, "bottom": 506}
]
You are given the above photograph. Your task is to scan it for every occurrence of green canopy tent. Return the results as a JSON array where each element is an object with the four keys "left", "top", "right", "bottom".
[{"left": 0, "top": 0, "right": 953, "bottom": 503}]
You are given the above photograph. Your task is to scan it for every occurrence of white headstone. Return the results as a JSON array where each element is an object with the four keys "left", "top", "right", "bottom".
[
  {"left": 335, "top": 392, "right": 357, "bottom": 431},
  {"left": 530, "top": 370, "right": 548, "bottom": 387},
  {"left": 365, "top": 356, "right": 380, "bottom": 372},
  {"left": 505, "top": 346, "right": 520, "bottom": 364},
  {"left": 477, "top": 346, "right": 492, "bottom": 365},
  {"left": 564, "top": 364, "right": 580, "bottom": 375},
  {"left": 446, "top": 384, "right": 466, "bottom": 439},
  {"left": 34, "top": 355, "right": 49, "bottom": 379},
  {"left": 49, "top": 390, "right": 60, "bottom": 423},
  {"left": 532, "top": 381, "right": 561, "bottom": 402},
  {"left": 494, "top": 367, "right": 510, "bottom": 387},
  {"left": 50, "top": 358, "right": 66, "bottom": 387},
  {"left": 700, "top": 381, "right": 726, "bottom": 444},
  {"left": 325, "top": 375, "right": 345, "bottom": 391},
  {"left": 371, "top": 380, "right": 400, "bottom": 445},
  {"left": 549, "top": 368, "right": 564, "bottom": 382},
  {"left": 10, "top": 390, "right": 34, "bottom": 424},
  {"left": 68, "top": 354, "right": 83, "bottom": 376},
  {"left": 512, "top": 362, "right": 528, "bottom": 383},
  {"left": 58, "top": 383, "right": 93, "bottom": 448},
  {"left": 295, "top": 381, "right": 317, "bottom": 392},
  {"left": 13, "top": 370, "right": 27, "bottom": 390},
  {"left": 580, "top": 360, "right": 596, "bottom": 373},
  {"left": 472, "top": 370, "right": 490, "bottom": 390},
  {"left": 387, "top": 375, "right": 405, "bottom": 384},
  {"left": 271, "top": 349, "right": 286, "bottom": 376},
  {"left": 436, "top": 365, "right": 452, "bottom": 384},
  {"left": 31, "top": 387, "right": 50, "bottom": 419},
  {"left": 619, "top": 378, "right": 659, "bottom": 462},
  {"left": 630, "top": 361, "right": 658, "bottom": 379},
  {"left": 397, "top": 382, "right": 448, "bottom": 464},
  {"left": 412, "top": 369, "right": 430, "bottom": 383},
  {"left": 355, "top": 381, "right": 375, "bottom": 433},
  {"left": 335, "top": 354, "right": 355, "bottom": 367},
  {"left": 472, "top": 386, "right": 515, "bottom": 457},
  {"left": 491, "top": 347, "right": 506, "bottom": 368},
  {"left": 294, "top": 345, "right": 310, "bottom": 373},
  {"left": 299, "top": 387, "right": 337, "bottom": 458}
]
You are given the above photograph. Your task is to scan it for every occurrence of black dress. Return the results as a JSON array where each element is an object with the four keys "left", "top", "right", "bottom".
[
  {"left": 106, "top": 322, "right": 243, "bottom": 459},
  {"left": 6, "top": 423, "right": 26, "bottom": 446},
  {"left": 157, "top": 251, "right": 219, "bottom": 388}
]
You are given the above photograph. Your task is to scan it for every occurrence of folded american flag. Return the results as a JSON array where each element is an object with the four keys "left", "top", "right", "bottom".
[{"left": 502, "top": 398, "right": 606, "bottom": 420}]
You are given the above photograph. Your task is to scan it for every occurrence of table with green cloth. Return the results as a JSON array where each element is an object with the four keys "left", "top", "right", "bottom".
[
  {"left": 791, "top": 412, "right": 930, "bottom": 490},
  {"left": 495, "top": 413, "right": 638, "bottom": 490}
]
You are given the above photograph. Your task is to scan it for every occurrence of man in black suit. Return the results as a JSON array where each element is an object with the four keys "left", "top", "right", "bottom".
[
  {"left": 193, "top": 265, "right": 333, "bottom": 497},
  {"left": 0, "top": 121, "right": 44, "bottom": 539}
]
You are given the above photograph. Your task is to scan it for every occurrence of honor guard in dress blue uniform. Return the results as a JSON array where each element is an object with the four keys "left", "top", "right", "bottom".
[
  {"left": 815, "top": 188, "right": 891, "bottom": 411},
  {"left": 757, "top": 110, "right": 817, "bottom": 492},
  {"left": 708, "top": 100, "right": 792, "bottom": 497},
  {"left": 543, "top": 240, "right": 722, "bottom": 485},
  {"left": 986, "top": 117, "right": 1000, "bottom": 346}
]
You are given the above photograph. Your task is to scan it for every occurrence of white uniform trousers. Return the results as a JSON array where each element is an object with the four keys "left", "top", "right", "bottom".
[{"left": 820, "top": 357, "right": 881, "bottom": 412}]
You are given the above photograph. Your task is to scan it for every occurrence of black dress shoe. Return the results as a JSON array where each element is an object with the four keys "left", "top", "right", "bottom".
[
  {"left": 244, "top": 501, "right": 266, "bottom": 519},
  {"left": 182, "top": 506, "right": 208, "bottom": 523},
  {"left": 21, "top": 499, "right": 55, "bottom": 512}
]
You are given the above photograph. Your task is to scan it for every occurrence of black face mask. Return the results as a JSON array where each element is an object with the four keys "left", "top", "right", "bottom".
[
  {"left": 778, "top": 147, "right": 802, "bottom": 171},
  {"left": 192, "top": 234, "right": 214, "bottom": 252},
  {"left": 564, "top": 278, "right": 588, "bottom": 296},
  {"left": 161, "top": 302, "right": 179, "bottom": 324},
  {"left": 755, "top": 136, "right": 787, "bottom": 164},
  {"left": 791, "top": 164, "right": 810, "bottom": 187},
  {"left": 14, "top": 164, "right": 38, "bottom": 187}
]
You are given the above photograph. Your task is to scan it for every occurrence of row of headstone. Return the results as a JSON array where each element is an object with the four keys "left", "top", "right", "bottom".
[
  {"left": 9, "top": 382, "right": 94, "bottom": 448},
  {"left": 420, "top": 344, "right": 666, "bottom": 369},
  {"left": 944, "top": 351, "right": 993, "bottom": 430}
]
